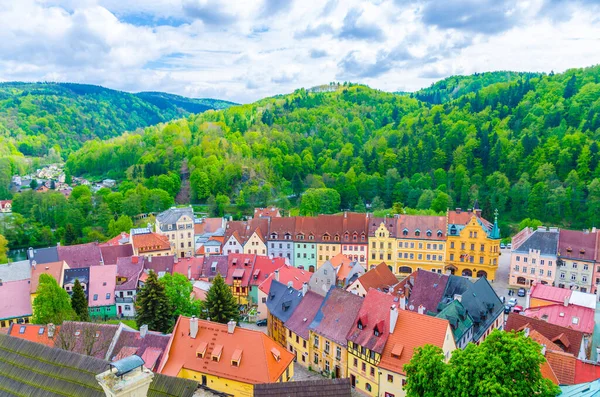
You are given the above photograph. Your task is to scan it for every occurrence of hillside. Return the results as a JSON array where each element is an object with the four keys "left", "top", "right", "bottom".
[
  {"left": 62, "top": 66, "right": 600, "bottom": 232},
  {"left": 0, "top": 82, "right": 235, "bottom": 157},
  {"left": 410, "top": 71, "right": 541, "bottom": 104}
]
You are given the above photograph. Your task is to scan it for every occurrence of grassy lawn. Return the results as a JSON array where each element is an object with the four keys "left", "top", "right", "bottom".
[{"left": 100, "top": 319, "right": 138, "bottom": 329}]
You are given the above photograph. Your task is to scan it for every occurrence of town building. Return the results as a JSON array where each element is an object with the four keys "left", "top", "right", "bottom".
[
  {"left": 346, "top": 289, "right": 395, "bottom": 397},
  {"left": 557, "top": 229, "right": 598, "bottom": 292},
  {"left": 445, "top": 207, "right": 501, "bottom": 280},
  {"left": 283, "top": 290, "right": 324, "bottom": 369},
  {"left": 435, "top": 299, "right": 474, "bottom": 349},
  {"left": 523, "top": 304, "right": 594, "bottom": 335},
  {"left": 193, "top": 217, "right": 225, "bottom": 256},
  {"left": 339, "top": 212, "right": 369, "bottom": 267},
  {"left": 88, "top": 265, "right": 117, "bottom": 319},
  {"left": 158, "top": 316, "right": 295, "bottom": 395},
  {"left": 395, "top": 215, "right": 447, "bottom": 275},
  {"left": 30, "top": 260, "right": 69, "bottom": 306},
  {"left": 255, "top": 207, "right": 282, "bottom": 218},
  {"left": 248, "top": 256, "right": 286, "bottom": 307},
  {"left": 155, "top": 207, "right": 195, "bottom": 258},
  {"left": 131, "top": 227, "right": 173, "bottom": 257},
  {"left": 347, "top": 262, "right": 397, "bottom": 298},
  {"left": 367, "top": 216, "right": 397, "bottom": 272},
  {"left": 63, "top": 267, "right": 89, "bottom": 297},
  {"left": 257, "top": 266, "right": 311, "bottom": 321},
  {"left": 0, "top": 199, "right": 12, "bottom": 213},
  {"left": 308, "top": 260, "right": 337, "bottom": 296},
  {"left": 315, "top": 215, "right": 344, "bottom": 268},
  {"left": 115, "top": 256, "right": 144, "bottom": 317},
  {"left": 267, "top": 217, "right": 296, "bottom": 262},
  {"left": 57, "top": 242, "right": 104, "bottom": 268},
  {"left": 378, "top": 310, "right": 456, "bottom": 397},
  {"left": 0, "top": 279, "right": 32, "bottom": 328},
  {"left": 293, "top": 216, "right": 318, "bottom": 271},
  {"left": 225, "top": 254, "right": 257, "bottom": 305},
  {"left": 309, "top": 288, "right": 363, "bottom": 379},
  {"left": 509, "top": 226, "right": 559, "bottom": 287},
  {"left": 333, "top": 255, "right": 365, "bottom": 288},
  {"left": 266, "top": 280, "right": 307, "bottom": 347},
  {"left": 107, "top": 323, "right": 171, "bottom": 370},
  {"left": 223, "top": 218, "right": 269, "bottom": 256},
  {"left": 527, "top": 283, "right": 596, "bottom": 310}
]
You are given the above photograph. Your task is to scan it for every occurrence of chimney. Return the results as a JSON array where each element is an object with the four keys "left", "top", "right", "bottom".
[
  {"left": 190, "top": 316, "right": 198, "bottom": 339},
  {"left": 399, "top": 293, "right": 406, "bottom": 310},
  {"left": 274, "top": 270, "right": 280, "bottom": 282},
  {"left": 524, "top": 327, "right": 530, "bottom": 338},
  {"left": 187, "top": 265, "right": 192, "bottom": 280},
  {"left": 456, "top": 208, "right": 461, "bottom": 214},
  {"left": 417, "top": 305, "right": 425, "bottom": 315},
  {"left": 27, "top": 247, "right": 34, "bottom": 260},
  {"left": 526, "top": 288, "right": 531, "bottom": 309},
  {"left": 287, "top": 281, "right": 293, "bottom": 288},
  {"left": 96, "top": 355, "right": 154, "bottom": 397},
  {"left": 31, "top": 260, "right": 37, "bottom": 270},
  {"left": 302, "top": 282, "right": 308, "bottom": 296},
  {"left": 174, "top": 254, "right": 178, "bottom": 263},
  {"left": 389, "top": 305, "right": 399, "bottom": 334},
  {"left": 541, "top": 344, "right": 547, "bottom": 356},
  {"left": 57, "top": 242, "right": 60, "bottom": 247},
  {"left": 227, "top": 320, "right": 236, "bottom": 334},
  {"left": 564, "top": 295, "right": 569, "bottom": 307},
  {"left": 47, "top": 323, "right": 55, "bottom": 338},
  {"left": 140, "top": 324, "right": 148, "bottom": 339}
]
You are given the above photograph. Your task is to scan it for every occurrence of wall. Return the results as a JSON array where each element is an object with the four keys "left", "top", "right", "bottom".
[{"left": 294, "top": 242, "right": 316, "bottom": 270}]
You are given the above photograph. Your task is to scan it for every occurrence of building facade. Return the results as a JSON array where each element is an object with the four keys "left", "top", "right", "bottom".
[
  {"left": 509, "top": 227, "right": 559, "bottom": 287},
  {"left": 155, "top": 207, "right": 195, "bottom": 258},
  {"left": 557, "top": 229, "right": 597, "bottom": 293}
]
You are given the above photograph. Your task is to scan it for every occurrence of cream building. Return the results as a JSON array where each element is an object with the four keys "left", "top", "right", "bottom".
[{"left": 155, "top": 207, "right": 195, "bottom": 258}]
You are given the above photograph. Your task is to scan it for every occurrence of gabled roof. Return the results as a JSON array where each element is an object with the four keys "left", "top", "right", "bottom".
[
  {"left": 379, "top": 310, "right": 452, "bottom": 375},
  {"left": 435, "top": 299, "right": 474, "bottom": 342},
  {"left": 159, "top": 316, "right": 294, "bottom": 384},
  {"left": 524, "top": 304, "right": 595, "bottom": 334},
  {"left": 250, "top": 256, "right": 286, "bottom": 287},
  {"left": 395, "top": 269, "right": 449, "bottom": 314},
  {"left": 255, "top": 207, "right": 281, "bottom": 218},
  {"left": 224, "top": 218, "right": 270, "bottom": 245},
  {"left": 268, "top": 217, "right": 296, "bottom": 238},
  {"left": 448, "top": 209, "right": 492, "bottom": 230},
  {"left": 31, "top": 261, "right": 68, "bottom": 293},
  {"left": 367, "top": 216, "right": 397, "bottom": 237},
  {"left": 355, "top": 262, "right": 397, "bottom": 292},
  {"left": 173, "top": 257, "right": 205, "bottom": 279},
  {"left": 115, "top": 256, "right": 144, "bottom": 291},
  {"left": 0, "top": 260, "right": 31, "bottom": 282},
  {"left": 505, "top": 313, "right": 585, "bottom": 357},
  {"left": 156, "top": 207, "right": 194, "bottom": 228},
  {"left": 266, "top": 280, "right": 305, "bottom": 323},
  {"left": 108, "top": 327, "right": 170, "bottom": 370},
  {"left": 309, "top": 288, "right": 363, "bottom": 347},
  {"left": 259, "top": 265, "right": 311, "bottom": 294},
  {"left": 284, "top": 291, "right": 324, "bottom": 340},
  {"left": 7, "top": 323, "right": 57, "bottom": 347},
  {"left": 99, "top": 244, "right": 133, "bottom": 266},
  {"left": 132, "top": 232, "right": 171, "bottom": 253},
  {"left": 199, "top": 255, "right": 229, "bottom": 279},
  {"left": 545, "top": 349, "right": 577, "bottom": 385},
  {"left": 0, "top": 333, "right": 198, "bottom": 397},
  {"left": 254, "top": 378, "right": 351, "bottom": 397},
  {"left": 294, "top": 216, "right": 319, "bottom": 238},
  {"left": 144, "top": 255, "right": 175, "bottom": 275},
  {"left": 58, "top": 242, "right": 103, "bottom": 268},
  {"left": 0, "top": 280, "right": 32, "bottom": 320},
  {"left": 558, "top": 229, "right": 598, "bottom": 261},
  {"left": 194, "top": 217, "right": 224, "bottom": 235},
  {"left": 89, "top": 265, "right": 117, "bottom": 307},
  {"left": 336, "top": 258, "right": 365, "bottom": 285},
  {"left": 27, "top": 246, "right": 60, "bottom": 265},
  {"left": 99, "top": 232, "right": 130, "bottom": 247},
  {"left": 52, "top": 321, "right": 120, "bottom": 359},
  {"left": 314, "top": 215, "right": 345, "bottom": 242},
  {"left": 513, "top": 229, "right": 559, "bottom": 256},
  {"left": 346, "top": 289, "right": 395, "bottom": 353},
  {"left": 225, "top": 254, "right": 257, "bottom": 287}
]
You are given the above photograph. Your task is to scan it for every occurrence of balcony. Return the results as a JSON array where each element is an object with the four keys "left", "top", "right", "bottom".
[{"left": 116, "top": 297, "right": 134, "bottom": 304}]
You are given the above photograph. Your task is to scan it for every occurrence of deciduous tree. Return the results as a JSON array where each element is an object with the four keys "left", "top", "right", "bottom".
[{"left": 32, "top": 274, "right": 76, "bottom": 325}]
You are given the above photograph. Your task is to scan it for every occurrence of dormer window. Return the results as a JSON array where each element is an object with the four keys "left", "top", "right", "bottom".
[
  {"left": 403, "top": 229, "right": 408, "bottom": 236},
  {"left": 361, "top": 234, "right": 365, "bottom": 241},
  {"left": 270, "top": 233, "right": 277, "bottom": 239},
  {"left": 567, "top": 247, "right": 572, "bottom": 253},
  {"left": 309, "top": 234, "right": 314, "bottom": 240},
  {"left": 374, "top": 329, "right": 380, "bottom": 337},
  {"left": 426, "top": 230, "right": 432, "bottom": 237},
  {"left": 358, "top": 321, "right": 364, "bottom": 330},
  {"left": 344, "top": 233, "right": 349, "bottom": 241},
  {"left": 231, "top": 349, "right": 242, "bottom": 367},
  {"left": 212, "top": 344, "right": 223, "bottom": 362},
  {"left": 415, "top": 230, "right": 420, "bottom": 237},
  {"left": 196, "top": 342, "right": 208, "bottom": 358},
  {"left": 334, "top": 234, "right": 340, "bottom": 241},
  {"left": 580, "top": 249, "right": 585, "bottom": 255},
  {"left": 437, "top": 230, "right": 443, "bottom": 237}
]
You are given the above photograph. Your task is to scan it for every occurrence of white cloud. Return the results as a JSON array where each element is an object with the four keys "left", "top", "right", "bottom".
[{"left": 0, "top": 0, "right": 599, "bottom": 103}]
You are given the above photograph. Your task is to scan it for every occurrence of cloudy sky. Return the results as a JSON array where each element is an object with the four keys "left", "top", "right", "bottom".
[{"left": 1, "top": 0, "right": 599, "bottom": 103}]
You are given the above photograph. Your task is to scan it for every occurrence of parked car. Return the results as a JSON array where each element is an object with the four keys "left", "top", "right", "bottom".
[
  {"left": 518, "top": 288, "right": 526, "bottom": 297},
  {"left": 256, "top": 319, "right": 267, "bottom": 327},
  {"left": 513, "top": 305, "right": 524, "bottom": 314},
  {"left": 507, "top": 243, "right": 512, "bottom": 249},
  {"left": 508, "top": 298, "right": 518, "bottom": 307},
  {"left": 504, "top": 305, "right": 512, "bottom": 314},
  {"left": 500, "top": 243, "right": 506, "bottom": 249}
]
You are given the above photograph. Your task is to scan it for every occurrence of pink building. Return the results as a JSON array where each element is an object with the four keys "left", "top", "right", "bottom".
[{"left": 509, "top": 227, "right": 559, "bottom": 287}]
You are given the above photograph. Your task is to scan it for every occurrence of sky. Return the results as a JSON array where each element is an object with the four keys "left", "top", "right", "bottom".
[{"left": 0, "top": 0, "right": 599, "bottom": 103}]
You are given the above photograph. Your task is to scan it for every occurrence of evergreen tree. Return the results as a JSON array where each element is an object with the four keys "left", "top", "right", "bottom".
[
  {"left": 30, "top": 179, "right": 38, "bottom": 189},
  {"left": 71, "top": 279, "right": 89, "bottom": 322},
  {"left": 64, "top": 223, "right": 77, "bottom": 245},
  {"left": 33, "top": 274, "right": 76, "bottom": 324},
  {"left": 135, "top": 270, "right": 172, "bottom": 333},
  {"left": 201, "top": 274, "right": 239, "bottom": 324}
]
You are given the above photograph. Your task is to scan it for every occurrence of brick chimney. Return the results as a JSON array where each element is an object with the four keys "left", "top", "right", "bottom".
[
  {"left": 399, "top": 293, "right": 406, "bottom": 310},
  {"left": 190, "top": 316, "right": 198, "bottom": 339}
]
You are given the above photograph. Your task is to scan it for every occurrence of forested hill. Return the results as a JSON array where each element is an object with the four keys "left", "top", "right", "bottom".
[
  {"left": 0, "top": 82, "right": 235, "bottom": 157},
  {"left": 65, "top": 65, "right": 600, "bottom": 230},
  {"left": 410, "top": 71, "right": 541, "bottom": 104}
]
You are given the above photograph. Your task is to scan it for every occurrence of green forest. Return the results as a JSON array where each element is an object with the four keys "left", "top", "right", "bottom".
[{"left": 3, "top": 66, "right": 600, "bottom": 249}]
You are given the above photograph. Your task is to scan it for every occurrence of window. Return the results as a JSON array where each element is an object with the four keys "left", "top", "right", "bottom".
[
  {"left": 450, "top": 254, "right": 454, "bottom": 261},
  {"left": 303, "top": 340, "right": 307, "bottom": 349},
  {"left": 388, "top": 374, "right": 394, "bottom": 383},
  {"left": 450, "top": 242, "right": 454, "bottom": 249},
  {"left": 523, "top": 267, "right": 527, "bottom": 273},
  {"left": 106, "top": 293, "right": 110, "bottom": 299},
  {"left": 19, "top": 326, "right": 25, "bottom": 334},
  {"left": 583, "top": 276, "right": 588, "bottom": 283},
  {"left": 314, "top": 335, "right": 319, "bottom": 348},
  {"left": 584, "top": 264, "right": 589, "bottom": 271},
  {"left": 325, "top": 360, "right": 330, "bottom": 372},
  {"left": 541, "top": 260, "right": 545, "bottom": 265},
  {"left": 573, "top": 263, "right": 578, "bottom": 269},
  {"left": 470, "top": 244, "right": 475, "bottom": 250},
  {"left": 336, "top": 346, "right": 342, "bottom": 360},
  {"left": 560, "top": 272, "right": 565, "bottom": 279},
  {"left": 314, "top": 353, "right": 319, "bottom": 365},
  {"left": 532, "top": 258, "right": 536, "bottom": 264},
  {"left": 539, "top": 269, "right": 544, "bottom": 276},
  {"left": 362, "top": 362, "right": 366, "bottom": 372},
  {"left": 370, "top": 367, "right": 375, "bottom": 376},
  {"left": 548, "top": 270, "right": 552, "bottom": 277},
  {"left": 366, "top": 383, "right": 372, "bottom": 392},
  {"left": 523, "top": 257, "right": 528, "bottom": 263},
  {"left": 571, "top": 274, "right": 577, "bottom": 281},
  {"left": 549, "top": 261, "right": 553, "bottom": 266},
  {"left": 354, "top": 358, "right": 358, "bottom": 367},
  {"left": 93, "top": 294, "right": 98, "bottom": 301},
  {"left": 325, "top": 341, "right": 330, "bottom": 354},
  {"left": 516, "top": 256, "right": 520, "bottom": 261},
  {"left": 531, "top": 268, "right": 535, "bottom": 274}
]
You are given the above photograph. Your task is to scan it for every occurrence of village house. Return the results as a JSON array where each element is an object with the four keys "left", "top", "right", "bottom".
[
  {"left": 255, "top": 207, "right": 282, "bottom": 218},
  {"left": 88, "top": 265, "right": 117, "bottom": 320},
  {"left": 257, "top": 265, "right": 311, "bottom": 321},
  {"left": 223, "top": 218, "right": 269, "bottom": 256},
  {"left": 557, "top": 229, "right": 598, "bottom": 293},
  {"left": 293, "top": 216, "right": 318, "bottom": 271},
  {"left": 115, "top": 256, "right": 144, "bottom": 317},
  {"left": 509, "top": 226, "right": 559, "bottom": 287},
  {"left": 0, "top": 260, "right": 32, "bottom": 328},
  {"left": 29, "top": 260, "right": 69, "bottom": 306},
  {"left": 155, "top": 207, "right": 195, "bottom": 258},
  {"left": 308, "top": 260, "right": 337, "bottom": 296},
  {"left": 0, "top": 199, "right": 12, "bottom": 213},
  {"left": 267, "top": 216, "right": 296, "bottom": 262},
  {"left": 347, "top": 262, "right": 398, "bottom": 298},
  {"left": 131, "top": 227, "right": 173, "bottom": 257},
  {"left": 283, "top": 290, "right": 324, "bottom": 369},
  {"left": 266, "top": 280, "right": 307, "bottom": 347}
]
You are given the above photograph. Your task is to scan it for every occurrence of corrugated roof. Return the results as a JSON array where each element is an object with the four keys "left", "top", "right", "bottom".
[
  {"left": 524, "top": 304, "right": 595, "bottom": 334},
  {"left": 560, "top": 379, "right": 600, "bottom": 397}
]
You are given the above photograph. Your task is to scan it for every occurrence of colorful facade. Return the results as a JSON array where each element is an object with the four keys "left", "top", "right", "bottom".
[
  {"left": 509, "top": 227, "right": 559, "bottom": 287},
  {"left": 155, "top": 207, "right": 195, "bottom": 258}
]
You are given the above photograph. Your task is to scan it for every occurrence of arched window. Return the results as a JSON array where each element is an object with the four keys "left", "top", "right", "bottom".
[
  {"left": 415, "top": 229, "right": 420, "bottom": 237},
  {"left": 426, "top": 230, "right": 432, "bottom": 237},
  {"left": 403, "top": 229, "right": 408, "bottom": 236},
  {"left": 366, "top": 383, "right": 372, "bottom": 392}
]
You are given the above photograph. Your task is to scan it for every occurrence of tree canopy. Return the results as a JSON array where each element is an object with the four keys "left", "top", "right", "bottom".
[
  {"left": 70, "top": 279, "right": 89, "bottom": 322},
  {"left": 160, "top": 273, "right": 202, "bottom": 324},
  {"left": 201, "top": 274, "right": 239, "bottom": 324},
  {"left": 135, "top": 270, "right": 172, "bottom": 333},
  {"left": 32, "top": 274, "right": 76, "bottom": 325}
]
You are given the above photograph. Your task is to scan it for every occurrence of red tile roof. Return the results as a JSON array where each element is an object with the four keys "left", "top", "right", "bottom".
[
  {"left": 268, "top": 217, "right": 296, "bottom": 238},
  {"left": 355, "top": 262, "right": 398, "bottom": 292},
  {"left": 57, "top": 242, "right": 103, "bottom": 268},
  {"left": 258, "top": 265, "right": 311, "bottom": 294},
  {"left": 367, "top": 216, "right": 397, "bottom": 237},
  {"left": 194, "top": 218, "right": 224, "bottom": 235},
  {"left": 395, "top": 215, "right": 447, "bottom": 240},
  {"left": 99, "top": 244, "right": 133, "bottom": 266},
  {"left": 7, "top": 324, "right": 57, "bottom": 347},
  {"left": 100, "top": 233, "right": 130, "bottom": 247},
  {"left": 173, "top": 257, "right": 204, "bottom": 279},
  {"left": 30, "top": 261, "right": 68, "bottom": 293},
  {"left": 558, "top": 229, "right": 598, "bottom": 261},
  {"left": 530, "top": 283, "right": 572, "bottom": 305},
  {"left": 250, "top": 256, "right": 286, "bottom": 287},
  {"left": 254, "top": 207, "right": 281, "bottom": 218},
  {"left": 132, "top": 233, "right": 171, "bottom": 253},
  {"left": 505, "top": 313, "right": 585, "bottom": 357},
  {"left": 545, "top": 350, "right": 577, "bottom": 385},
  {"left": 379, "top": 310, "right": 451, "bottom": 375},
  {"left": 224, "top": 218, "right": 269, "bottom": 245},
  {"left": 284, "top": 291, "right": 324, "bottom": 340},
  {"left": 540, "top": 358, "right": 560, "bottom": 385},
  {"left": 524, "top": 304, "right": 595, "bottom": 334},
  {"left": 347, "top": 289, "right": 395, "bottom": 354},
  {"left": 144, "top": 255, "right": 175, "bottom": 275},
  {"left": 159, "top": 316, "right": 294, "bottom": 384},
  {"left": 225, "top": 254, "right": 257, "bottom": 287}
]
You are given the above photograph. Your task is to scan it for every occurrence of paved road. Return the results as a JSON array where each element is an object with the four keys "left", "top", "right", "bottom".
[{"left": 491, "top": 248, "right": 528, "bottom": 308}]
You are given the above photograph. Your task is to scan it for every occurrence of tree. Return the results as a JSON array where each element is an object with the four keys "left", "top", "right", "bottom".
[
  {"left": 209, "top": 194, "right": 230, "bottom": 217},
  {"left": 64, "top": 223, "right": 77, "bottom": 245},
  {"left": 108, "top": 215, "right": 133, "bottom": 237},
  {"left": 201, "top": 274, "right": 239, "bottom": 324},
  {"left": 0, "top": 234, "right": 8, "bottom": 263},
  {"left": 30, "top": 179, "right": 38, "bottom": 189},
  {"left": 32, "top": 274, "right": 76, "bottom": 324},
  {"left": 135, "top": 270, "right": 172, "bottom": 333},
  {"left": 71, "top": 279, "right": 89, "bottom": 322},
  {"left": 404, "top": 330, "right": 561, "bottom": 397},
  {"left": 161, "top": 273, "right": 202, "bottom": 322},
  {"left": 300, "top": 188, "right": 341, "bottom": 215}
]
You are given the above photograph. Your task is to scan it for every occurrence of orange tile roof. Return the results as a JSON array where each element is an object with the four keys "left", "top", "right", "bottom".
[
  {"left": 541, "top": 359, "right": 560, "bottom": 385},
  {"left": 529, "top": 330, "right": 563, "bottom": 352},
  {"left": 356, "top": 262, "right": 398, "bottom": 291},
  {"left": 158, "top": 316, "right": 294, "bottom": 384},
  {"left": 545, "top": 350, "right": 577, "bottom": 385},
  {"left": 378, "top": 309, "right": 451, "bottom": 375},
  {"left": 30, "top": 261, "right": 68, "bottom": 293},
  {"left": 7, "top": 324, "right": 58, "bottom": 347},
  {"left": 132, "top": 232, "right": 171, "bottom": 253}
]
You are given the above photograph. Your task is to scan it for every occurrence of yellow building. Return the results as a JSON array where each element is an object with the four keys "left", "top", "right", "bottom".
[
  {"left": 395, "top": 215, "right": 447, "bottom": 276},
  {"left": 378, "top": 310, "right": 456, "bottom": 397},
  {"left": 243, "top": 230, "right": 267, "bottom": 256},
  {"left": 158, "top": 316, "right": 295, "bottom": 397},
  {"left": 283, "top": 291, "right": 324, "bottom": 369},
  {"left": 368, "top": 219, "right": 397, "bottom": 271},
  {"left": 309, "top": 288, "right": 364, "bottom": 379},
  {"left": 266, "top": 280, "right": 305, "bottom": 347},
  {"left": 347, "top": 290, "right": 396, "bottom": 397},
  {"left": 445, "top": 208, "right": 501, "bottom": 281}
]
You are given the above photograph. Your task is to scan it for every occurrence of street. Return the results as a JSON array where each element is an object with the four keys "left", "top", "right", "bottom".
[{"left": 491, "top": 248, "right": 528, "bottom": 308}]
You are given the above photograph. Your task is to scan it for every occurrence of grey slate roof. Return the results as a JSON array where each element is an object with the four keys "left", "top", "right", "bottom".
[
  {"left": 0, "top": 260, "right": 31, "bottom": 282},
  {"left": 27, "top": 246, "right": 59, "bottom": 265},
  {"left": 255, "top": 378, "right": 351, "bottom": 397},
  {"left": 156, "top": 207, "right": 194, "bottom": 230},
  {"left": 514, "top": 229, "right": 559, "bottom": 256},
  {"left": 442, "top": 276, "right": 503, "bottom": 341},
  {"left": 266, "top": 280, "right": 305, "bottom": 323}
]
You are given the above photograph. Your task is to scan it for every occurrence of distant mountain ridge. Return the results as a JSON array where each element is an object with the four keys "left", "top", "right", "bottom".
[{"left": 0, "top": 82, "right": 236, "bottom": 157}]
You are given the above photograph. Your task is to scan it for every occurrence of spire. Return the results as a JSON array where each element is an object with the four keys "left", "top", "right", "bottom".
[
  {"left": 490, "top": 209, "right": 501, "bottom": 239},
  {"left": 473, "top": 199, "right": 480, "bottom": 210}
]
